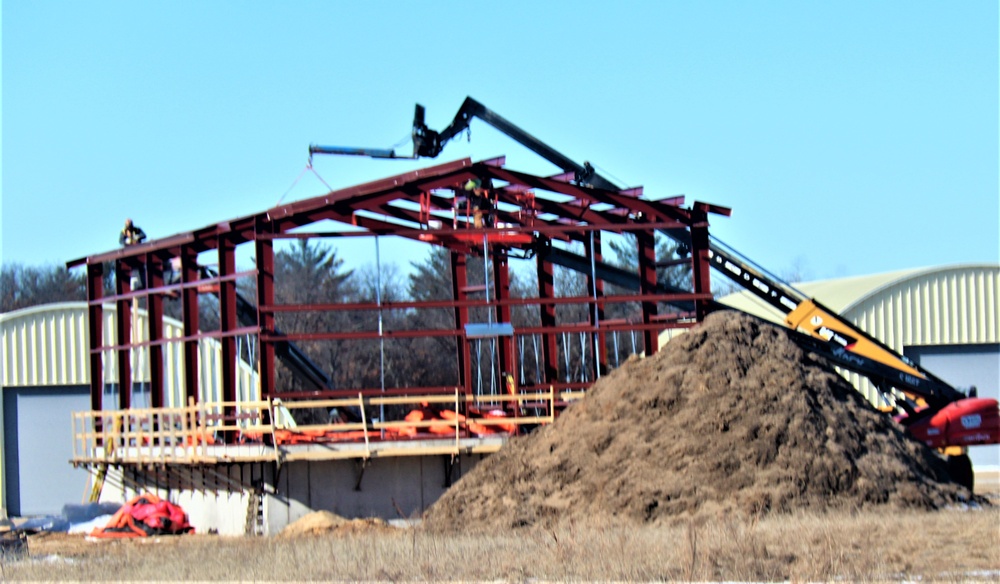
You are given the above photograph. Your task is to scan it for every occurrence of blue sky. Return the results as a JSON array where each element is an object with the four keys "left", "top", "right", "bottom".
[{"left": 3, "top": 1, "right": 997, "bottom": 283}]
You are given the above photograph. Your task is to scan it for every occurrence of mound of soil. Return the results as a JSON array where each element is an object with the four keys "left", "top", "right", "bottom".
[
  {"left": 279, "top": 511, "right": 391, "bottom": 537},
  {"left": 423, "top": 311, "right": 971, "bottom": 531}
]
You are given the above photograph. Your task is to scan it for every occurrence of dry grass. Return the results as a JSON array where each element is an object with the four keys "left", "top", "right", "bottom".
[{"left": 4, "top": 503, "right": 998, "bottom": 582}]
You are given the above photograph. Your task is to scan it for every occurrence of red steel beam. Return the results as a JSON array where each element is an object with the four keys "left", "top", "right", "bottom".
[
  {"left": 145, "top": 253, "right": 165, "bottom": 409},
  {"left": 637, "top": 230, "right": 659, "bottom": 356},
  {"left": 95, "top": 326, "right": 260, "bottom": 352},
  {"left": 67, "top": 234, "right": 195, "bottom": 269},
  {"left": 482, "top": 166, "right": 689, "bottom": 225},
  {"left": 86, "top": 263, "right": 104, "bottom": 413},
  {"left": 218, "top": 235, "right": 238, "bottom": 439},
  {"left": 536, "top": 255, "right": 559, "bottom": 384},
  {"left": 451, "top": 251, "right": 472, "bottom": 397},
  {"left": 255, "top": 222, "right": 276, "bottom": 401},
  {"left": 258, "top": 291, "right": 713, "bottom": 314},
  {"left": 180, "top": 245, "right": 200, "bottom": 404},
  {"left": 268, "top": 159, "right": 475, "bottom": 220},
  {"left": 493, "top": 250, "right": 516, "bottom": 398},
  {"left": 114, "top": 260, "right": 133, "bottom": 409},
  {"left": 690, "top": 205, "right": 713, "bottom": 321}
]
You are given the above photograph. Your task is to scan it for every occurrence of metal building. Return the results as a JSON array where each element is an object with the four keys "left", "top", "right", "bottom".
[
  {"left": 717, "top": 263, "right": 1000, "bottom": 470},
  {"left": 1, "top": 302, "right": 258, "bottom": 517}
]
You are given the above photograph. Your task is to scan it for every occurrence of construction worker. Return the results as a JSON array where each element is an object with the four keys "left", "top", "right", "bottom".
[
  {"left": 119, "top": 218, "right": 148, "bottom": 289},
  {"left": 119, "top": 218, "right": 147, "bottom": 247},
  {"left": 464, "top": 179, "right": 494, "bottom": 228}
]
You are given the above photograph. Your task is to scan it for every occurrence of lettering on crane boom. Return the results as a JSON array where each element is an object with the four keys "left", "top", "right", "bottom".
[
  {"left": 831, "top": 346, "right": 867, "bottom": 368},
  {"left": 815, "top": 325, "right": 858, "bottom": 349}
]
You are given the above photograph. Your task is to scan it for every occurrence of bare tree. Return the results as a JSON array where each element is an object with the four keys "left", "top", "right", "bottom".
[{"left": 1, "top": 263, "right": 86, "bottom": 312}]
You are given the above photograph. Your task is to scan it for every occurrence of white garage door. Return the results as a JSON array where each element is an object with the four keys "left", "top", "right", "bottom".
[
  {"left": 905, "top": 344, "right": 1000, "bottom": 471},
  {"left": 3, "top": 386, "right": 92, "bottom": 516}
]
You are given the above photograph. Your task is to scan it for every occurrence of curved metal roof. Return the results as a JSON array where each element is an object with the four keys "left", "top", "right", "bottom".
[
  {"left": 1, "top": 301, "right": 259, "bottom": 405},
  {"left": 720, "top": 264, "right": 999, "bottom": 340},
  {"left": 714, "top": 263, "right": 1000, "bottom": 403}
]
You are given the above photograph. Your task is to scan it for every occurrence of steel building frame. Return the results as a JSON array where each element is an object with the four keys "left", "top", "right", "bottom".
[{"left": 68, "top": 156, "right": 729, "bottom": 443}]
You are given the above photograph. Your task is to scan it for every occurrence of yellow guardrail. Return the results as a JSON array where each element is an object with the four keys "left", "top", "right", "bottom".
[
  {"left": 71, "top": 399, "right": 274, "bottom": 465},
  {"left": 71, "top": 388, "right": 580, "bottom": 465}
]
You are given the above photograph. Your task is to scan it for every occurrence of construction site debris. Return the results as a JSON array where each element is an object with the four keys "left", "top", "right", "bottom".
[
  {"left": 278, "top": 511, "right": 393, "bottom": 537},
  {"left": 90, "top": 494, "right": 193, "bottom": 538},
  {"left": 422, "top": 311, "right": 974, "bottom": 532}
]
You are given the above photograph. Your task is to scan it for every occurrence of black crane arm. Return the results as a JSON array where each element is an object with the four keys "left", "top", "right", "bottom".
[
  {"left": 312, "top": 96, "right": 620, "bottom": 191},
  {"left": 311, "top": 96, "right": 976, "bottom": 414},
  {"left": 417, "top": 97, "right": 619, "bottom": 191}
]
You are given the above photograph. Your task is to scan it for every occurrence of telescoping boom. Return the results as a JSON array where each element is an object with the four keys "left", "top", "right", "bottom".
[{"left": 309, "top": 97, "right": 999, "bottom": 478}]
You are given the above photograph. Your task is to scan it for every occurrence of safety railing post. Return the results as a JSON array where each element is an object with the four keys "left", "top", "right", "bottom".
[
  {"left": 71, "top": 412, "right": 78, "bottom": 461},
  {"left": 359, "top": 393, "right": 370, "bottom": 458},
  {"left": 187, "top": 397, "right": 196, "bottom": 463},
  {"left": 454, "top": 387, "right": 461, "bottom": 450},
  {"left": 200, "top": 399, "right": 209, "bottom": 461}
]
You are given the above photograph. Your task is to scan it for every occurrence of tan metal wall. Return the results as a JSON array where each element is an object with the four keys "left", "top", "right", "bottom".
[
  {"left": 1, "top": 302, "right": 260, "bottom": 516},
  {"left": 0, "top": 302, "right": 259, "bottom": 406},
  {"left": 838, "top": 265, "right": 999, "bottom": 403},
  {"left": 673, "top": 264, "right": 999, "bottom": 406}
]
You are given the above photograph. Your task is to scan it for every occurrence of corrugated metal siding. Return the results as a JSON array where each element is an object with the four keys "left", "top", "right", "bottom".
[
  {"left": 836, "top": 265, "right": 999, "bottom": 403},
  {"left": 1, "top": 302, "right": 259, "bottom": 408}
]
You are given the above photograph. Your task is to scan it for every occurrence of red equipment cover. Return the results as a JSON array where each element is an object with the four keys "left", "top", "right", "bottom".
[
  {"left": 905, "top": 397, "right": 1000, "bottom": 449},
  {"left": 91, "top": 494, "right": 194, "bottom": 538}
]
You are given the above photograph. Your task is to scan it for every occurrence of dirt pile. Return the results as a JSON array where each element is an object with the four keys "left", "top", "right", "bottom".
[
  {"left": 423, "top": 310, "right": 971, "bottom": 531},
  {"left": 278, "top": 511, "right": 392, "bottom": 537}
]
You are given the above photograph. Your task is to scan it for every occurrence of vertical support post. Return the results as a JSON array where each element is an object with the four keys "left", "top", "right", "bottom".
[
  {"left": 87, "top": 262, "right": 105, "bottom": 413},
  {"left": 146, "top": 254, "right": 165, "bottom": 409},
  {"left": 536, "top": 256, "right": 558, "bottom": 384},
  {"left": 450, "top": 251, "right": 471, "bottom": 398},
  {"left": 585, "top": 229, "right": 607, "bottom": 378},
  {"left": 637, "top": 229, "right": 659, "bottom": 356},
  {"left": 180, "top": 245, "right": 200, "bottom": 404},
  {"left": 218, "top": 236, "right": 238, "bottom": 442},
  {"left": 492, "top": 250, "right": 516, "bottom": 393},
  {"left": 255, "top": 227, "right": 276, "bottom": 400},
  {"left": 115, "top": 260, "right": 133, "bottom": 410},
  {"left": 690, "top": 205, "right": 713, "bottom": 322}
]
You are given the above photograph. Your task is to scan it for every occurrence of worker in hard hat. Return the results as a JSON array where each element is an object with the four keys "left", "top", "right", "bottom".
[
  {"left": 119, "top": 218, "right": 147, "bottom": 247},
  {"left": 119, "top": 218, "right": 148, "bottom": 290},
  {"left": 464, "top": 178, "right": 494, "bottom": 228}
]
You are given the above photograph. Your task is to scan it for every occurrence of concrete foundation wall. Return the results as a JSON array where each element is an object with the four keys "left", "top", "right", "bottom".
[
  {"left": 99, "top": 453, "right": 489, "bottom": 536},
  {"left": 101, "top": 463, "right": 266, "bottom": 536},
  {"left": 267, "top": 453, "right": 486, "bottom": 533}
]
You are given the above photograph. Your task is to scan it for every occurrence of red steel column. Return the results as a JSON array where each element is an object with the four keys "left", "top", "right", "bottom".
[
  {"left": 87, "top": 263, "right": 104, "bottom": 412},
  {"left": 493, "top": 250, "right": 516, "bottom": 392},
  {"left": 637, "top": 230, "right": 659, "bottom": 356},
  {"left": 180, "top": 246, "right": 200, "bottom": 404},
  {"left": 255, "top": 227, "right": 276, "bottom": 400},
  {"left": 536, "top": 257, "right": 558, "bottom": 384},
  {"left": 218, "top": 235, "right": 238, "bottom": 441},
  {"left": 145, "top": 253, "right": 165, "bottom": 409},
  {"left": 450, "top": 251, "right": 471, "bottom": 397},
  {"left": 114, "top": 260, "right": 133, "bottom": 409},
  {"left": 690, "top": 205, "right": 713, "bottom": 322}
]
